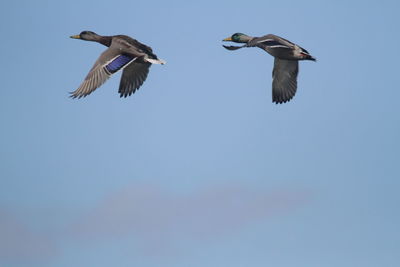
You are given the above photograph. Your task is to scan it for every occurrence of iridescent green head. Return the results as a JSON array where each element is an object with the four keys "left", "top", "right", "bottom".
[{"left": 223, "top": 33, "right": 251, "bottom": 43}]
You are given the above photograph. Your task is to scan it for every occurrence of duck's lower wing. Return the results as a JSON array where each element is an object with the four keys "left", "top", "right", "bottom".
[
  {"left": 272, "top": 58, "right": 299, "bottom": 104},
  {"left": 118, "top": 62, "right": 151, "bottom": 98},
  {"left": 70, "top": 48, "right": 135, "bottom": 99},
  {"left": 222, "top": 45, "right": 246, "bottom": 50}
]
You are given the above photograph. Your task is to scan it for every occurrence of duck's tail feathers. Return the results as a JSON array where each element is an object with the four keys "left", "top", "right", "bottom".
[
  {"left": 146, "top": 58, "right": 166, "bottom": 65},
  {"left": 307, "top": 55, "right": 317, "bottom": 61},
  {"left": 301, "top": 52, "right": 316, "bottom": 61}
]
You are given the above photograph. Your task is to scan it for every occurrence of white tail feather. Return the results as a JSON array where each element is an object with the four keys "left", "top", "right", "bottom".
[{"left": 146, "top": 58, "right": 166, "bottom": 65}]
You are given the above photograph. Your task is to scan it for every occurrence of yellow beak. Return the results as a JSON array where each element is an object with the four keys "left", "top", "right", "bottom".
[
  {"left": 70, "top": 35, "right": 81, "bottom": 39},
  {"left": 222, "top": 37, "right": 232, "bottom": 41}
]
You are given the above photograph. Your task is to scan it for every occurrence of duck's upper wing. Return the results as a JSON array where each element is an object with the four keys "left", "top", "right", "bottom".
[
  {"left": 272, "top": 58, "right": 299, "bottom": 104},
  {"left": 118, "top": 62, "right": 151, "bottom": 98},
  {"left": 113, "top": 36, "right": 166, "bottom": 64},
  {"left": 70, "top": 47, "right": 137, "bottom": 99},
  {"left": 247, "top": 34, "right": 293, "bottom": 48}
]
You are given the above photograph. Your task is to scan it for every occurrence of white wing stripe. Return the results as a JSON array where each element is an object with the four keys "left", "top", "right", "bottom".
[
  {"left": 256, "top": 38, "right": 274, "bottom": 43},
  {"left": 269, "top": 45, "right": 291, "bottom": 49}
]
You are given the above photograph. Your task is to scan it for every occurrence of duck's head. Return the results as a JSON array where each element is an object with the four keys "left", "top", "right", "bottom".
[
  {"left": 223, "top": 33, "right": 251, "bottom": 43},
  {"left": 70, "top": 31, "right": 100, "bottom": 41}
]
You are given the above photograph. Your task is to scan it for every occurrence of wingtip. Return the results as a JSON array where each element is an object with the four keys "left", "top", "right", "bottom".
[
  {"left": 69, "top": 92, "right": 77, "bottom": 99},
  {"left": 272, "top": 97, "right": 293, "bottom": 104},
  {"left": 69, "top": 92, "right": 86, "bottom": 99},
  {"left": 222, "top": 45, "right": 244, "bottom": 51}
]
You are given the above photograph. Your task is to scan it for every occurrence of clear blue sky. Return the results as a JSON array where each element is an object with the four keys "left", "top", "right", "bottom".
[{"left": 1, "top": 0, "right": 399, "bottom": 266}]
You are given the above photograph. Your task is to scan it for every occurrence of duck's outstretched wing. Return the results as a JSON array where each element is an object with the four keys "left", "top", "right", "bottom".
[
  {"left": 118, "top": 62, "right": 151, "bottom": 98},
  {"left": 248, "top": 34, "right": 294, "bottom": 47},
  {"left": 70, "top": 48, "right": 136, "bottom": 99},
  {"left": 272, "top": 58, "right": 299, "bottom": 104},
  {"left": 222, "top": 44, "right": 247, "bottom": 50}
]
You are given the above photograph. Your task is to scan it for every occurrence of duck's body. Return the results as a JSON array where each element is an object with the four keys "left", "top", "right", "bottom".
[
  {"left": 223, "top": 33, "right": 315, "bottom": 104},
  {"left": 70, "top": 31, "right": 165, "bottom": 99}
]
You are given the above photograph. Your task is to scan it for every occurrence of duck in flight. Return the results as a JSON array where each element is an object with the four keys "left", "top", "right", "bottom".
[
  {"left": 70, "top": 31, "right": 165, "bottom": 99},
  {"left": 223, "top": 33, "right": 316, "bottom": 104}
]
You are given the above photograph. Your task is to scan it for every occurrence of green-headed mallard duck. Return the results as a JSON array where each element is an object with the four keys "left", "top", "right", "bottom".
[
  {"left": 70, "top": 31, "right": 165, "bottom": 99},
  {"left": 223, "top": 33, "right": 316, "bottom": 104}
]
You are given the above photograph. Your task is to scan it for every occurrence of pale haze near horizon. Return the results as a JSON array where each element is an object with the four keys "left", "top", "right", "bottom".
[{"left": 0, "top": 1, "right": 399, "bottom": 266}]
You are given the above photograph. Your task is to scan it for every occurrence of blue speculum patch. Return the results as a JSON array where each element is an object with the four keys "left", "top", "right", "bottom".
[{"left": 105, "top": 54, "right": 134, "bottom": 73}]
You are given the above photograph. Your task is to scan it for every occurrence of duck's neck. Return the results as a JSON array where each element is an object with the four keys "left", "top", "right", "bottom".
[
  {"left": 239, "top": 35, "right": 253, "bottom": 43},
  {"left": 97, "top": 36, "right": 112, "bottom": 47}
]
